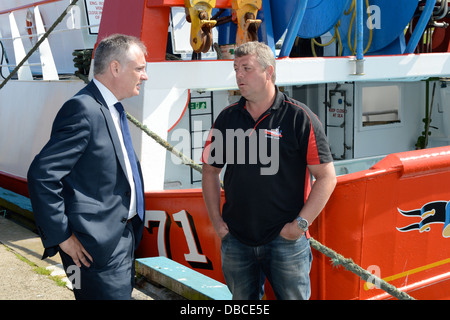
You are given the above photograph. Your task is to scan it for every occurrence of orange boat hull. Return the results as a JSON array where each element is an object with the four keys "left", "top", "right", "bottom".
[
  {"left": 2, "top": 146, "right": 450, "bottom": 299},
  {"left": 136, "top": 146, "right": 450, "bottom": 300}
]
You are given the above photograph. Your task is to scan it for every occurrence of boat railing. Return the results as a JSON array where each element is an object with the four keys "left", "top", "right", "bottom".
[
  {"left": 0, "top": 0, "right": 99, "bottom": 81},
  {"left": 334, "top": 155, "right": 385, "bottom": 176}
]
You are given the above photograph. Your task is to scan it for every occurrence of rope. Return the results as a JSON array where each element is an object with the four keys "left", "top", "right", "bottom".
[
  {"left": 127, "top": 111, "right": 414, "bottom": 300},
  {"left": 309, "top": 238, "right": 415, "bottom": 300},
  {"left": 0, "top": 0, "right": 414, "bottom": 300},
  {"left": 345, "top": 0, "right": 373, "bottom": 55},
  {"left": 125, "top": 112, "right": 204, "bottom": 175},
  {"left": 0, "top": 0, "right": 79, "bottom": 90}
]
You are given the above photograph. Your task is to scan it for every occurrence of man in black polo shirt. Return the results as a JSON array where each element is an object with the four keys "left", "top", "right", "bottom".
[{"left": 202, "top": 42, "right": 336, "bottom": 300}]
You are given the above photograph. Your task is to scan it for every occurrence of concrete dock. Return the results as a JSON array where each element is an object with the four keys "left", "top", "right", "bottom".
[{"left": 0, "top": 215, "right": 182, "bottom": 300}]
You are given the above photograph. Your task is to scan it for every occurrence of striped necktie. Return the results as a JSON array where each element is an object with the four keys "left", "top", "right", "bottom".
[{"left": 113, "top": 102, "right": 144, "bottom": 221}]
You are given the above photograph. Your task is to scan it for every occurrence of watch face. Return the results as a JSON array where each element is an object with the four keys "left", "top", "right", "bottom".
[{"left": 297, "top": 218, "right": 308, "bottom": 230}]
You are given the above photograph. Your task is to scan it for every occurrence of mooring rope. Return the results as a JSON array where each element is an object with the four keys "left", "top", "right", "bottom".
[
  {"left": 0, "top": 0, "right": 414, "bottom": 300},
  {"left": 309, "top": 238, "right": 415, "bottom": 300},
  {"left": 128, "top": 110, "right": 415, "bottom": 300},
  {"left": 126, "top": 113, "right": 204, "bottom": 175}
]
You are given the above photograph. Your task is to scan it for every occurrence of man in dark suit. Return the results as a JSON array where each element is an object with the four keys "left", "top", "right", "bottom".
[{"left": 27, "top": 34, "right": 148, "bottom": 300}]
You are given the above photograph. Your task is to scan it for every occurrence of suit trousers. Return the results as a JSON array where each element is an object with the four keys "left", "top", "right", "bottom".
[{"left": 59, "top": 217, "right": 137, "bottom": 300}]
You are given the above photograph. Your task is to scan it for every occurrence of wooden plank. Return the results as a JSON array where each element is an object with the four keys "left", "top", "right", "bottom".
[
  {"left": 136, "top": 256, "right": 231, "bottom": 300},
  {"left": 0, "top": 187, "right": 35, "bottom": 230},
  {"left": 0, "top": 187, "right": 33, "bottom": 219}
]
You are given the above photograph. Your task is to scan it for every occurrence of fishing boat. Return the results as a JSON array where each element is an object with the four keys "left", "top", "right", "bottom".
[{"left": 1, "top": 0, "right": 450, "bottom": 300}]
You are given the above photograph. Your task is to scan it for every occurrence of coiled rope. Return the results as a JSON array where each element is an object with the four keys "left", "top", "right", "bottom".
[{"left": 0, "top": 0, "right": 414, "bottom": 301}]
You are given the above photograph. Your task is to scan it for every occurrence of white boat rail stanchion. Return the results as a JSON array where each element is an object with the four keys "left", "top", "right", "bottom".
[{"left": 9, "top": 11, "right": 32, "bottom": 80}]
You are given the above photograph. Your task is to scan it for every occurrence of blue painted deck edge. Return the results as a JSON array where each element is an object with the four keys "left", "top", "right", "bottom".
[
  {"left": 137, "top": 256, "right": 232, "bottom": 300},
  {"left": 0, "top": 187, "right": 32, "bottom": 211}
]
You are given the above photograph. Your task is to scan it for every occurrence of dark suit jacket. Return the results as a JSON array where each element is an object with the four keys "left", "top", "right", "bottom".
[{"left": 27, "top": 81, "right": 144, "bottom": 267}]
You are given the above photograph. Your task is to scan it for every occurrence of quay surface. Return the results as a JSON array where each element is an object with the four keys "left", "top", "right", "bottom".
[{"left": 0, "top": 215, "right": 182, "bottom": 300}]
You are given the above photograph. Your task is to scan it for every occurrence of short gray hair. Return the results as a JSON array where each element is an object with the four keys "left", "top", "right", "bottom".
[
  {"left": 234, "top": 42, "right": 276, "bottom": 83},
  {"left": 93, "top": 34, "right": 147, "bottom": 75}
]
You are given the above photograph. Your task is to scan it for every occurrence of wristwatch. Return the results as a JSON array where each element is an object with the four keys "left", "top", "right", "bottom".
[{"left": 296, "top": 216, "right": 309, "bottom": 232}]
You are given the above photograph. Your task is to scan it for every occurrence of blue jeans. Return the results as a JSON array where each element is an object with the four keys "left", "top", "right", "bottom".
[{"left": 221, "top": 232, "right": 313, "bottom": 300}]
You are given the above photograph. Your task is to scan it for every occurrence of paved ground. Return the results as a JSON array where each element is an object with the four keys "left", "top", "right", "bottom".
[
  {"left": 0, "top": 242, "right": 74, "bottom": 300},
  {"left": 0, "top": 215, "right": 75, "bottom": 300},
  {"left": 0, "top": 215, "right": 181, "bottom": 300}
]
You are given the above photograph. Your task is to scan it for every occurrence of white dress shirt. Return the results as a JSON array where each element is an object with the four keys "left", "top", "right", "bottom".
[{"left": 93, "top": 78, "right": 137, "bottom": 220}]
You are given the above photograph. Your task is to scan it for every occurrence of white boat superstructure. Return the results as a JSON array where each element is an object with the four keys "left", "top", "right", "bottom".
[{"left": 1, "top": 0, "right": 450, "bottom": 191}]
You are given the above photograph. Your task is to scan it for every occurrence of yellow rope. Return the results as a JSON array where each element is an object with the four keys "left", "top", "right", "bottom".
[{"left": 345, "top": 0, "right": 373, "bottom": 55}]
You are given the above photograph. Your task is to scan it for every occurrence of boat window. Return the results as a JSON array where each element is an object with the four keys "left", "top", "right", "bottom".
[{"left": 362, "top": 85, "right": 401, "bottom": 126}]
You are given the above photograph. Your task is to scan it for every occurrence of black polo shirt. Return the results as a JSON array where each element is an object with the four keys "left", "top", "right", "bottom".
[{"left": 202, "top": 87, "right": 333, "bottom": 246}]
